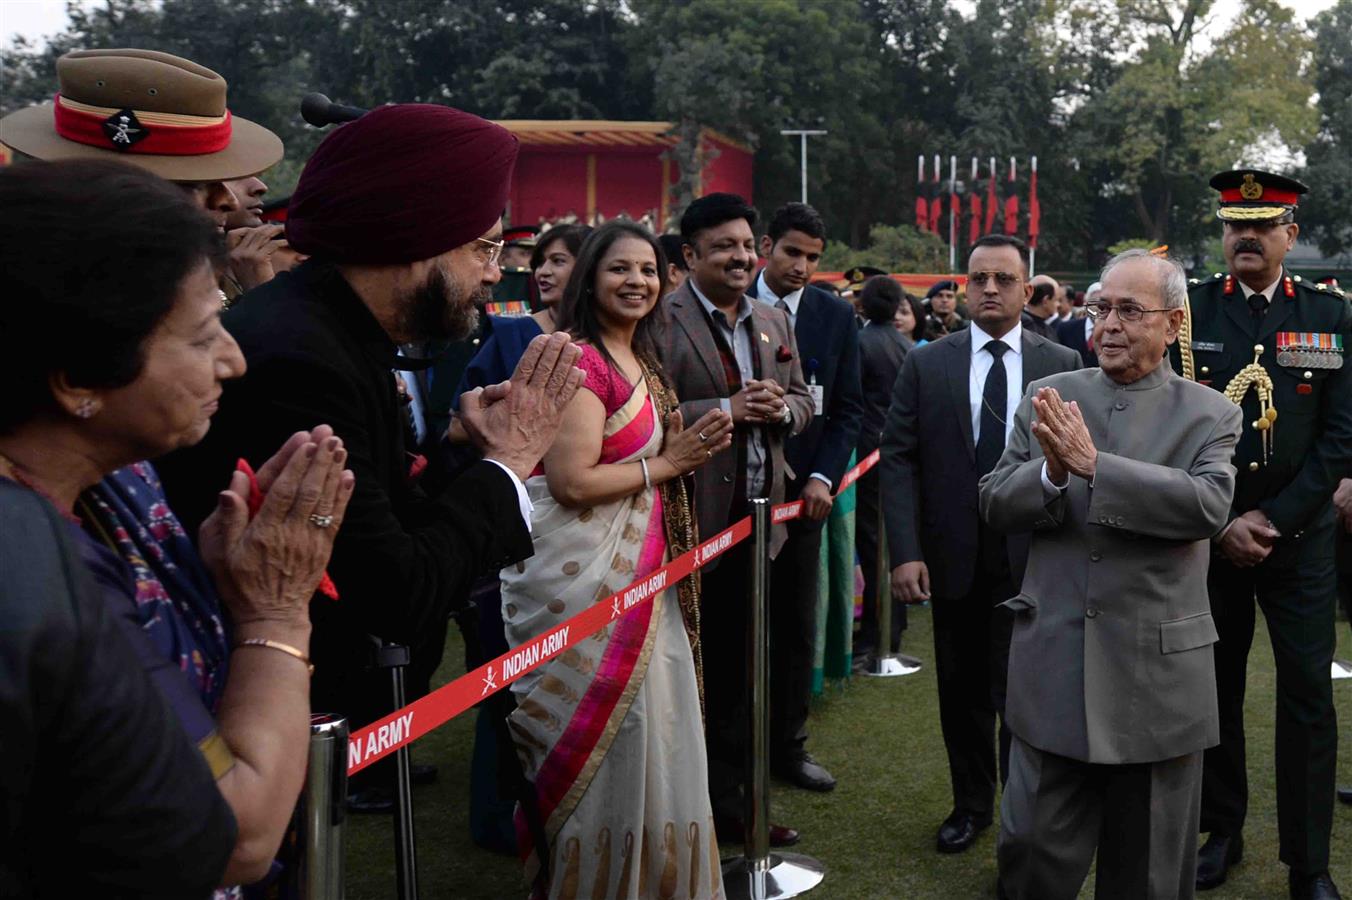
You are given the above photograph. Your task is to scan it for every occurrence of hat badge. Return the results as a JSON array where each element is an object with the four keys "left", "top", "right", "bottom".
[
  {"left": 1240, "top": 174, "right": 1263, "bottom": 201},
  {"left": 101, "top": 108, "right": 148, "bottom": 150}
]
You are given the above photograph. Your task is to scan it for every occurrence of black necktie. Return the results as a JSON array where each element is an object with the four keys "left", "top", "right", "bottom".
[
  {"left": 1248, "top": 291, "right": 1269, "bottom": 320},
  {"left": 976, "top": 340, "right": 1009, "bottom": 476}
]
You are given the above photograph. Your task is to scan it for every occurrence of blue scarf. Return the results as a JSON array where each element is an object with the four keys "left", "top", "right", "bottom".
[{"left": 81, "top": 462, "right": 230, "bottom": 713}]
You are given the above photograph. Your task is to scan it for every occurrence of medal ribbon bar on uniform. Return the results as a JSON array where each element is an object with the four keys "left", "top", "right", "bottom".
[{"left": 1276, "top": 332, "right": 1344, "bottom": 369}]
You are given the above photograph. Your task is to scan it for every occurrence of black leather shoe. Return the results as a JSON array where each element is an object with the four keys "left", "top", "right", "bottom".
[
  {"left": 935, "top": 810, "right": 990, "bottom": 854},
  {"left": 346, "top": 786, "right": 394, "bottom": 814},
  {"left": 1290, "top": 871, "right": 1342, "bottom": 900},
  {"left": 771, "top": 752, "right": 837, "bottom": 792},
  {"left": 1338, "top": 785, "right": 1352, "bottom": 805},
  {"left": 1196, "top": 833, "right": 1242, "bottom": 891},
  {"left": 410, "top": 763, "right": 438, "bottom": 786},
  {"left": 712, "top": 814, "right": 800, "bottom": 848}
]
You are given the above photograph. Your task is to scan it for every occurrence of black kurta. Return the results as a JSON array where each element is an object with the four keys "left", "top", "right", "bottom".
[{"left": 159, "top": 261, "right": 533, "bottom": 713}]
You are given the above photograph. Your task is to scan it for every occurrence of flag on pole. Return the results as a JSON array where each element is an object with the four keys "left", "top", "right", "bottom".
[
  {"left": 1028, "top": 156, "right": 1040, "bottom": 250},
  {"left": 984, "top": 156, "right": 997, "bottom": 235},
  {"left": 1004, "top": 156, "right": 1019, "bottom": 235},
  {"left": 915, "top": 156, "right": 928, "bottom": 231},
  {"left": 968, "top": 157, "right": 982, "bottom": 246},
  {"left": 928, "top": 154, "right": 943, "bottom": 235},
  {"left": 949, "top": 155, "right": 958, "bottom": 249}
]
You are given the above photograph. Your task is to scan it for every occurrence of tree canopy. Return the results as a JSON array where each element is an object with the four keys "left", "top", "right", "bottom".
[{"left": 2, "top": 0, "right": 1345, "bottom": 270}]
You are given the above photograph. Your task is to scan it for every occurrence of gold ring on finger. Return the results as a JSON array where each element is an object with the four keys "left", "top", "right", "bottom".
[{"left": 706, "top": 449, "right": 713, "bottom": 458}]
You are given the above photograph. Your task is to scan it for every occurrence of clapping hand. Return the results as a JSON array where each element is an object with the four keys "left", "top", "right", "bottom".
[
  {"left": 660, "top": 408, "right": 733, "bottom": 475},
  {"left": 1032, "top": 387, "right": 1097, "bottom": 481},
  {"left": 226, "top": 224, "right": 287, "bottom": 291},
  {"left": 460, "top": 332, "right": 586, "bottom": 480},
  {"left": 199, "top": 426, "right": 354, "bottom": 626}
]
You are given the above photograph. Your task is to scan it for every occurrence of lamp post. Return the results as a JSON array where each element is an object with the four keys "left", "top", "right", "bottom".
[{"left": 781, "top": 129, "right": 828, "bottom": 204}]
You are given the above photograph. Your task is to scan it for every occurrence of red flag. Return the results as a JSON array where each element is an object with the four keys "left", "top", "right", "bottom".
[
  {"left": 984, "top": 157, "right": 997, "bottom": 234},
  {"left": 1004, "top": 157, "right": 1019, "bottom": 235},
  {"left": 928, "top": 155, "right": 942, "bottom": 234},
  {"left": 949, "top": 156, "right": 958, "bottom": 247},
  {"left": 1028, "top": 156, "right": 1040, "bottom": 250},
  {"left": 969, "top": 191, "right": 982, "bottom": 246},
  {"left": 915, "top": 156, "right": 928, "bottom": 231}
]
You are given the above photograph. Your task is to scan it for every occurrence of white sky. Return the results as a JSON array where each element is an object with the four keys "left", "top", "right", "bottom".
[
  {"left": 3, "top": 0, "right": 1340, "bottom": 50},
  {"left": 2, "top": 0, "right": 1340, "bottom": 56},
  {"left": 0, "top": 0, "right": 82, "bottom": 50}
]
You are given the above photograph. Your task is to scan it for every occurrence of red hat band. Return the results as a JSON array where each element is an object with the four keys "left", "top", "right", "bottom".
[
  {"left": 1219, "top": 186, "right": 1299, "bottom": 206},
  {"left": 52, "top": 93, "right": 233, "bottom": 156}
]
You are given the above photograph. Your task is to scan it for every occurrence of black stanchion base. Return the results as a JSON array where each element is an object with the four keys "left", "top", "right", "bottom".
[{"left": 721, "top": 852, "right": 825, "bottom": 899}]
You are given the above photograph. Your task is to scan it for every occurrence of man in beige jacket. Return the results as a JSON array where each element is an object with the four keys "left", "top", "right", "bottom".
[{"left": 980, "top": 250, "right": 1243, "bottom": 899}]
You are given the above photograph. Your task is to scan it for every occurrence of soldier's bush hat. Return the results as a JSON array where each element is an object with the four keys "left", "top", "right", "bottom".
[
  {"left": 0, "top": 49, "right": 283, "bottom": 182},
  {"left": 1210, "top": 168, "right": 1308, "bottom": 223}
]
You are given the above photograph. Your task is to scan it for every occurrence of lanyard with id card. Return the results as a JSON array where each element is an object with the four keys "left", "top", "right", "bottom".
[{"left": 807, "top": 357, "right": 824, "bottom": 416}]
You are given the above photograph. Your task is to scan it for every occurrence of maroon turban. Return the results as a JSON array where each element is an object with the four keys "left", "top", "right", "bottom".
[{"left": 286, "top": 104, "right": 519, "bottom": 264}]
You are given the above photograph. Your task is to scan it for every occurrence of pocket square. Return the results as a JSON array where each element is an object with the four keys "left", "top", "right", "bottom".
[{"left": 776, "top": 344, "right": 793, "bottom": 363}]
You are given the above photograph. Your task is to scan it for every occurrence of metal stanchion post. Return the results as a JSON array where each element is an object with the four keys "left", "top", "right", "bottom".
[
  {"left": 722, "top": 499, "right": 825, "bottom": 899},
  {"left": 373, "top": 641, "right": 418, "bottom": 900},
  {"left": 292, "top": 714, "right": 349, "bottom": 900},
  {"left": 867, "top": 492, "right": 923, "bottom": 678}
]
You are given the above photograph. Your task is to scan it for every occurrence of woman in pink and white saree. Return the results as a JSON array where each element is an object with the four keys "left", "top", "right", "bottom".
[{"left": 501, "top": 222, "right": 733, "bottom": 899}]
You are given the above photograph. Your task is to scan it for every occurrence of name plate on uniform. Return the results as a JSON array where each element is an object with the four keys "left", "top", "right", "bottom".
[
  {"left": 1193, "top": 341, "right": 1224, "bottom": 352},
  {"left": 1276, "top": 332, "right": 1344, "bottom": 369}
]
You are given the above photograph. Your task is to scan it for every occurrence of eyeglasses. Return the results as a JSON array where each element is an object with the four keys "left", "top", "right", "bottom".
[
  {"left": 474, "top": 236, "right": 505, "bottom": 267},
  {"left": 1083, "top": 301, "right": 1173, "bottom": 323},
  {"left": 967, "top": 271, "right": 1021, "bottom": 288}
]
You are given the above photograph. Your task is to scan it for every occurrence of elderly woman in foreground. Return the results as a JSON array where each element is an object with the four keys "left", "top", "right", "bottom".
[{"left": 0, "top": 159, "right": 352, "bottom": 892}]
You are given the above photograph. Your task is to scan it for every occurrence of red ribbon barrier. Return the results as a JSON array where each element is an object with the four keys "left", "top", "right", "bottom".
[{"left": 346, "top": 448, "right": 881, "bottom": 773}]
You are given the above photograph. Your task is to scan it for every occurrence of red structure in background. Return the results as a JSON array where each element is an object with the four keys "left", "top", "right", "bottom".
[{"left": 496, "top": 120, "right": 754, "bottom": 231}]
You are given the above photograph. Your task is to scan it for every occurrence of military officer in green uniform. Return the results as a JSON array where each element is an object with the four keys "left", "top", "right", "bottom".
[
  {"left": 488, "top": 224, "right": 539, "bottom": 315},
  {"left": 1171, "top": 170, "right": 1351, "bottom": 900}
]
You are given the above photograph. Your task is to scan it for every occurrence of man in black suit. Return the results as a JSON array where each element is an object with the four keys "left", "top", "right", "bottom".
[
  {"left": 1022, "top": 274, "right": 1062, "bottom": 343},
  {"left": 752, "top": 202, "right": 863, "bottom": 792},
  {"left": 1056, "top": 280, "right": 1099, "bottom": 368},
  {"left": 882, "top": 234, "right": 1080, "bottom": 854},
  {"left": 159, "top": 105, "right": 585, "bottom": 810}
]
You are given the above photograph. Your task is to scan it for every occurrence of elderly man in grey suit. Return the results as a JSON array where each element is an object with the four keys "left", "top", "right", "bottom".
[{"left": 980, "top": 249, "right": 1243, "bottom": 900}]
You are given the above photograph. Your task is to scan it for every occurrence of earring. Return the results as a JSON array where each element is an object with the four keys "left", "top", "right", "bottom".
[{"left": 75, "top": 398, "right": 98, "bottom": 419}]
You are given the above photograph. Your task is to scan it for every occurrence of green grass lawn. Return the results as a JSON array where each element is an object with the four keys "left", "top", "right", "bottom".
[{"left": 345, "top": 609, "right": 1352, "bottom": 898}]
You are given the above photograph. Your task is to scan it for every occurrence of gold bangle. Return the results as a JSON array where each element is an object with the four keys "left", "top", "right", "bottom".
[{"left": 235, "top": 637, "right": 314, "bottom": 675}]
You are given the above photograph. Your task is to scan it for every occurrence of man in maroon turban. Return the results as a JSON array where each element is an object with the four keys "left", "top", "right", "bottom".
[{"left": 159, "top": 103, "right": 584, "bottom": 810}]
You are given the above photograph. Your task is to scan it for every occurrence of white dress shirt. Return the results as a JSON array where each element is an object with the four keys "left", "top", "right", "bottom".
[
  {"left": 754, "top": 271, "right": 805, "bottom": 329},
  {"left": 969, "top": 320, "right": 1024, "bottom": 447}
]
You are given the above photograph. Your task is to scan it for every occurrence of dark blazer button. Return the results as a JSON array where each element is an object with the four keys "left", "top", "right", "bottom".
[
  {"left": 1114, "top": 400, "right": 1128, "bottom": 410},
  {"left": 1090, "top": 551, "right": 1102, "bottom": 562},
  {"left": 723, "top": 474, "right": 734, "bottom": 484},
  {"left": 1085, "top": 607, "right": 1099, "bottom": 618}
]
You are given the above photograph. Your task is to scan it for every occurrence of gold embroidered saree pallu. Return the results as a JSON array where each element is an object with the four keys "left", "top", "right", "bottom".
[{"left": 501, "top": 372, "right": 720, "bottom": 900}]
